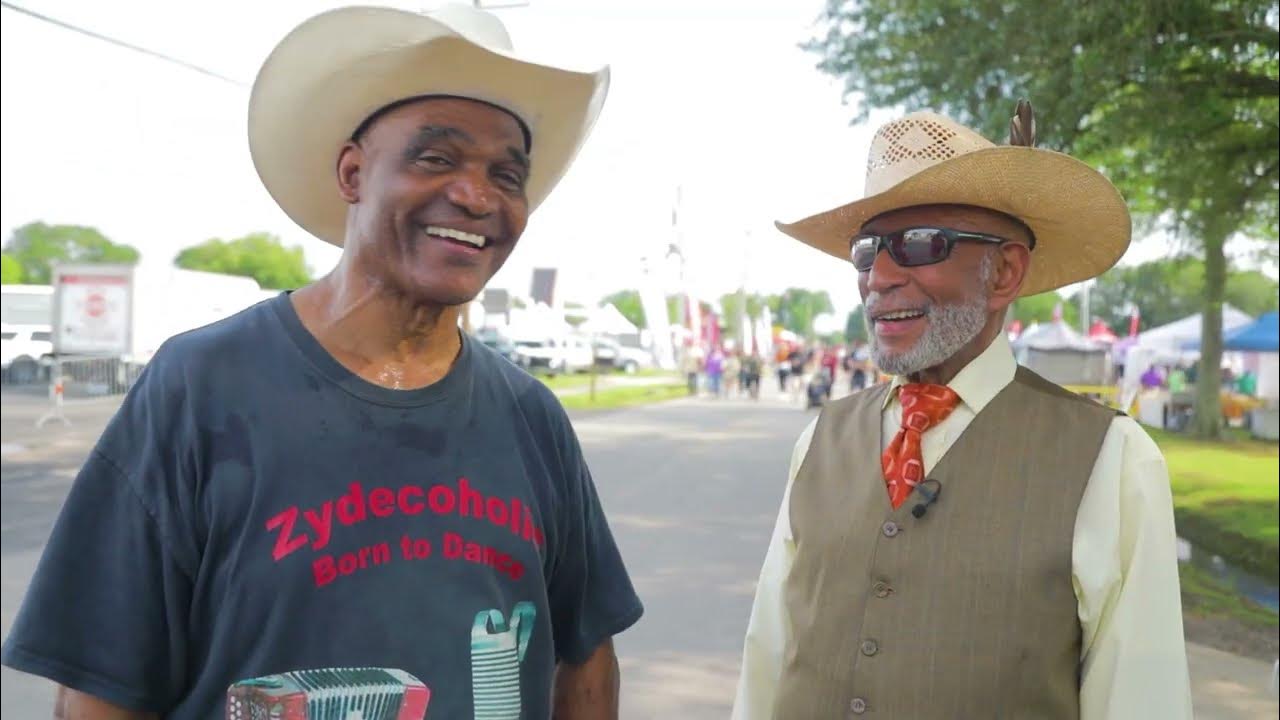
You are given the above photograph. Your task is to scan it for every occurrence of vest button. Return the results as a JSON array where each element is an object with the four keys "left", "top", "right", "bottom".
[
  {"left": 882, "top": 521, "right": 900, "bottom": 537},
  {"left": 850, "top": 697, "right": 868, "bottom": 714},
  {"left": 861, "top": 639, "right": 879, "bottom": 656},
  {"left": 872, "top": 581, "right": 893, "bottom": 598}
]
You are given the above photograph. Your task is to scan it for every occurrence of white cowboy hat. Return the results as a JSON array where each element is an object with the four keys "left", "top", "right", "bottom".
[
  {"left": 775, "top": 109, "right": 1131, "bottom": 297},
  {"left": 248, "top": 3, "right": 609, "bottom": 247}
]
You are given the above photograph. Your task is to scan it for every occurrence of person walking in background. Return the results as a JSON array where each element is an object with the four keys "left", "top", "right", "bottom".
[
  {"left": 743, "top": 353, "right": 763, "bottom": 400},
  {"left": 705, "top": 346, "right": 726, "bottom": 398},
  {"left": 787, "top": 346, "right": 807, "bottom": 398},
  {"left": 724, "top": 350, "right": 742, "bottom": 397},
  {"left": 681, "top": 345, "right": 703, "bottom": 396},
  {"left": 820, "top": 346, "right": 840, "bottom": 399},
  {"left": 775, "top": 344, "right": 791, "bottom": 392}
]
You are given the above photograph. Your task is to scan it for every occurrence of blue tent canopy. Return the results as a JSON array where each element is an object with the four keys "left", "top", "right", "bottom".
[{"left": 1183, "top": 311, "right": 1279, "bottom": 352}]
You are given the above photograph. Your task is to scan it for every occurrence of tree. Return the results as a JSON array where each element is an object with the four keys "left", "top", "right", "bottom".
[
  {"left": 719, "top": 291, "right": 768, "bottom": 340},
  {"left": 3, "top": 222, "right": 140, "bottom": 284},
  {"left": 600, "top": 290, "right": 646, "bottom": 329},
  {"left": 666, "top": 296, "right": 682, "bottom": 326},
  {"left": 845, "top": 306, "right": 868, "bottom": 343},
  {"left": 1079, "top": 257, "right": 1279, "bottom": 333},
  {"left": 174, "top": 232, "right": 311, "bottom": 290},
  {"left": 1, "top": 253, "right": 22, "bottom": 284},
  {"left": 769, "top": 288, "right": 834, "bottom": 340},
  {"left": 807, "top": 0, "right": 1278, "bottom": 437},
  {"left": 1010, "top": 292, "right": 1081, "bottom": 329},
  {"left": 1224, "top": 269, "right": 1280, "bottom": 318}
]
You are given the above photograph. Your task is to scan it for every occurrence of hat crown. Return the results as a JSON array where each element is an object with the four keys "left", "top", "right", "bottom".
[
  {"left": 865, "top": 112, "right": 994, "bottom": 195},
  {"left": 423, "top": 3, "right": 513, "bottom": 51}
]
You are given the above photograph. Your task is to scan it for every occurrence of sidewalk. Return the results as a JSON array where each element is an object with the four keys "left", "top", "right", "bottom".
[
  {"left": 0, "top": 390, "right": 123, "bottom": 457},
  {"left": 1188, "top": 643, "right": 1278, "bottom": 719}
]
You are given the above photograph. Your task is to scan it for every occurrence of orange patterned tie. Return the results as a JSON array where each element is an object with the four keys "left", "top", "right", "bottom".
[{"left": 881, "top": 384, "right": 961, "bottom": 508}]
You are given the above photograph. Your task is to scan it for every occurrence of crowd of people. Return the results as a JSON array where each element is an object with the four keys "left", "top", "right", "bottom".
[{"left": 678, "top": 340, "right": 883, "bottom": 407}]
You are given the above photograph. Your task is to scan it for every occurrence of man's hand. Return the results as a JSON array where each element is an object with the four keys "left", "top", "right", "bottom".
[
  {"left": 54, "top": 686, "right": 157, "bottom": 720},
  {"left": 553, "top": 638, "right": 620, "bottom": 720}
]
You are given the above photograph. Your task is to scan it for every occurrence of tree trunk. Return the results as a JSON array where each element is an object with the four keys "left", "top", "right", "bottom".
[{"left": 1193, "top": 229, "right": 1228, "bottom": 439}]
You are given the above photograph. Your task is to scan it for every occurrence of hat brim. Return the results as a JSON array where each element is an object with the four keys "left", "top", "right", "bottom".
[
  {"left": 774, "top": 146, "right": 1131, "bottom": 296},
  {"left": 248, "top": 7, "right": 609, "bottom": 247}
]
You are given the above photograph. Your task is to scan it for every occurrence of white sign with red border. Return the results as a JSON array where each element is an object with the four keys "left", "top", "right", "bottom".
[{"left": 53, "top": 265, "right": 133, "bottom": 355}]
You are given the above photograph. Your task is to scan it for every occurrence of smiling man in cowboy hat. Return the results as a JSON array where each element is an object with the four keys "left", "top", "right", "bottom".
[
  {"left": 1, "top": 5, "right": 641, "bottom": 719},
  {"left": 731, "top": 104, "right": 1191, "bottom": 719}
]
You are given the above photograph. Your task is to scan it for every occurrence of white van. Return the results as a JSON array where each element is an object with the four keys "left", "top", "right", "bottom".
[
  {"left": 512, "top": 335, "right": 594, "bottom": 375},
  {"left": 1, "top": 285, "right": 55, "bottom": 383}
]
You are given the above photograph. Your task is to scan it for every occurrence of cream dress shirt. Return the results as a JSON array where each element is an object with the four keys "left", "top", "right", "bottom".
[{"left": 732, "top": 333, "right": 1192, "bottom": 719}]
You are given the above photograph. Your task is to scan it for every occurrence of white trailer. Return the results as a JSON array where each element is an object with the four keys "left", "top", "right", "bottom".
[{"left": 51, "top": 263, "right": 273, "bottom": 366}]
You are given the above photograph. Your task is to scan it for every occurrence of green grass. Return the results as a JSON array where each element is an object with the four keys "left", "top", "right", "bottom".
[
  {"left": 536, "top": 373, "right": 595, "bottom": 390},
  {"left": 534, "top": 369, "right": 679, "bottom": 391},
  {"left": 557, "top": 383, "right": 688, "bottom": 411},
  {"left": 1145, "top": 426, "right": 1279, "bottom": 583},
  {"left": 1179, "top": 563, "right": 1278, "bottom": 630}
]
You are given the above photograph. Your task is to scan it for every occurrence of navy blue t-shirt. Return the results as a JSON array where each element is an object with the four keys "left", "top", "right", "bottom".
[{"left": 1, "top": 293, "right": 643, "bottom": 718}]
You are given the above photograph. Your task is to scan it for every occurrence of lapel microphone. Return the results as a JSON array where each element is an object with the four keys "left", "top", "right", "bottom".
[{"left": 911, "top": 479, "right": 943, "bottom": 518}]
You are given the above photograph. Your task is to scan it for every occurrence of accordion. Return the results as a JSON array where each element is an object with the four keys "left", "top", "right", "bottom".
[{"left": 226, "top": 667, "right": 430, "bottom": 720}]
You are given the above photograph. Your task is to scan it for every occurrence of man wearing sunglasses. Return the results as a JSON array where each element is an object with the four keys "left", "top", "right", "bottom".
[{"left": 732, "top": 105, "right": 1191, "bottom": 719}]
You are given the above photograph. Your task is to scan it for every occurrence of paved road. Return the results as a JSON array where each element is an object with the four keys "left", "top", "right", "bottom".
[{"left": 2, "top": 385, "right": 1277, "bottom": 718}]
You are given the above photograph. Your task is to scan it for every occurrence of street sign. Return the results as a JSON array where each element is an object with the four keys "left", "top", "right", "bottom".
[{"left": 52, "top": 265, "right": 134, "bottom": 356}]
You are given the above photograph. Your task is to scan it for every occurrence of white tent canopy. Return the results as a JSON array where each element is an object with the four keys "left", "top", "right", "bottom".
[
  {"left": 507, "top": 302, "right": 574, "bottom": 341},
  {"left": 1014, "top": 321, "right": 1107, "bottom": 352},
  {"left": 578, "top": 303, "right": 639, "bottom": 336},
  {"left": 1013, "top": 321, "right": 1111, "bottom": 385},
  {"left": 1134, "top": 305, "right": 1253, "bottom": 356}
]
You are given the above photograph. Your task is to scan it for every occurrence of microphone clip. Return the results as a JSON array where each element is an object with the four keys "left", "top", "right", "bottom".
[{"left": 910, "top": 479, "right": 943, "bottom": 519}]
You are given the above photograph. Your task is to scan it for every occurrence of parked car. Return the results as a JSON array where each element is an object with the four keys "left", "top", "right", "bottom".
[
  {"left": 592, "top": 337, "right": 655, "bottom": 374},
  {"left": 1, "top": 323, "right": 54, "bottom": 384},
  {"left": 513, "top": 335, "right": 594, "bottom": 375},
  {"left": 474, "top": 328, "right": 522, "bottom": 365}
]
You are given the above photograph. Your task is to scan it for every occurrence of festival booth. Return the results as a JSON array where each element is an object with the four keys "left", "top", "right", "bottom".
[
  {"left": 1120, "top": 307, "right": 1254, "bottom": 423},
  {"left": 1012, "top": 321, "right": 1111, "bottom": 386},
  {"left": 1184, "top": 311, "right": 1280, "bottom": 440},
  {"left": 1122, "top": 305, "right": 1253, "bottom": 384}
]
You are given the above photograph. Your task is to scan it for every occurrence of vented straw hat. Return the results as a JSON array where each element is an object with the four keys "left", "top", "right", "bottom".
[{"left": 775, "top": 109, "right": 1131, "bottom": 296}]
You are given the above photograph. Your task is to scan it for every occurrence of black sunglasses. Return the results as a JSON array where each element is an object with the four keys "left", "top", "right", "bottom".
[{"left": 850, "top": 226, "right": 1021, "bottom": 272}]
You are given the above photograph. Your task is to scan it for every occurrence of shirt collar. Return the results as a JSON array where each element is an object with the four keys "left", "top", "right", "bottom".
[{"left": 883, "top": 333, "right": 1017, "bottom": 414}]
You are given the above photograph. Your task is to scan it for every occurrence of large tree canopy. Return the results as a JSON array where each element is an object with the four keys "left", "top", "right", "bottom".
[
  {"left": 1081, "top": 257, "right": 1279, "bottom": 332},
  {"left": 174, "top": 232, "right": 311, "bottom": 290},
  {"left": 3, "top": 222, "right": 140, "bottom": 284},
  {"left": 808, "top": 0, "right": 1278, "bottom": 436},
  {"left": 600, "top": 290, "right": 647, "bottom": 329}
]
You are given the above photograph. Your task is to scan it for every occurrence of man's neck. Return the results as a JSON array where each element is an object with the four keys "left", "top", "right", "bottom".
[{"left": 291, "top": 273, "right": 463, "bottom": 390}]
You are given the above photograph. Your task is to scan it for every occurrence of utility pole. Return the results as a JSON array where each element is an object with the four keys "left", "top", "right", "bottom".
[{"left": 1080, "top": 280, "right": 1092, "bottom": 335}]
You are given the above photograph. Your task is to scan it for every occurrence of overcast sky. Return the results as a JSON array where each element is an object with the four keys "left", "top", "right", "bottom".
[{"left": 1, "top": 0, "right": 1253, "bottom": 323}]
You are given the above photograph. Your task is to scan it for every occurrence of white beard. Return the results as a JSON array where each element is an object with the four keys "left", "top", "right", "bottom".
[{"left": 866, "top": 252, "right": 993, "bottom": 377}]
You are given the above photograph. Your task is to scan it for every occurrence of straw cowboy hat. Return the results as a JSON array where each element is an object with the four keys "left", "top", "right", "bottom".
[
  {"left": 248, "top": 3, "right": 609, "bottom": 247},
  {"left": 775, "top": 105, "right": 1131, "bottom": 296}
]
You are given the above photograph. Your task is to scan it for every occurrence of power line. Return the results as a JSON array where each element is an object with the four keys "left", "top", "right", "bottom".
[{"left": 0, "top": 1, "right": 247, "bottom": 87}]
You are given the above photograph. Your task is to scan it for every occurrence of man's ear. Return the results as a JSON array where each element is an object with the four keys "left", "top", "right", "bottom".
[
  {"left": 988, "top": 241, "right": 1032, "bottom": 312},
  {"left": 336, "top": 141, "right": 363, "bottom": 204}
]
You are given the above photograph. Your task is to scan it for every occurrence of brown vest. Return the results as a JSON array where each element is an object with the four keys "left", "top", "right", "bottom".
[{"left": 773, "top": 367, "right": 1114, "bottom": 720}]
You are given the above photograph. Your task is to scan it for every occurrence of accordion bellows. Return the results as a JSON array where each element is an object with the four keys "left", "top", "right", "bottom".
[{"left": 226, "top": 667, "right": 430, "bottom": 720}]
